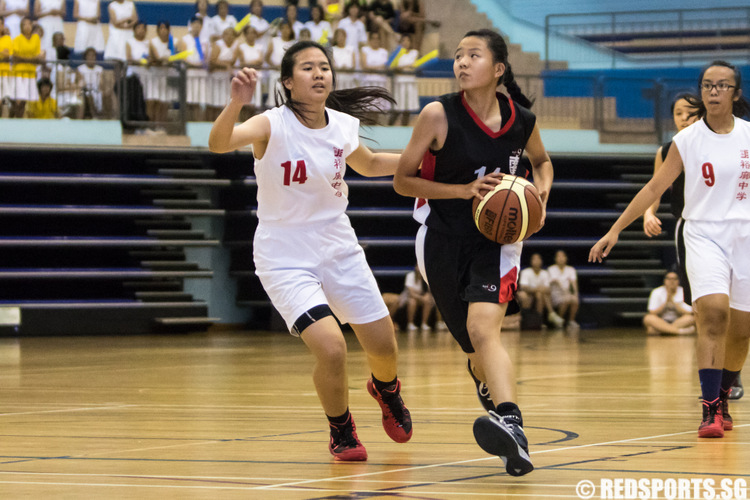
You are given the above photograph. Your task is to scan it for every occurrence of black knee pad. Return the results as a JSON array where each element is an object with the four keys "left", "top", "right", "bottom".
[{"left": 292, "top": 304, "right": 334, "bottom": 337}]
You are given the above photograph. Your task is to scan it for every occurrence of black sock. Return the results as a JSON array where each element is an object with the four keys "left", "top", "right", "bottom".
[
  {"left": 699, "top": 368, "right": 722, "bottom": 403},
  {"left": 720, "top": 369, "right": 741, "bottom": 396},
  {"left": 372, "top": 374, "right": 398, "bottom": 393},
  {"left": 327, "top": 409, "right": 351, "bottom": 427},
  {"left": 495, "top": 402, "right": 523, "bottom": 426}
]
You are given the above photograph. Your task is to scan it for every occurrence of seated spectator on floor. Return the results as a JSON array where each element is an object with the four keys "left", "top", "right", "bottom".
[
  {"left": 517, "top": 252, "right": 564, "bottom": 329},
  {"left": 383, "top": 266, "right": 444, "bottom": 332},
  {"left": 548, "top": 249, "right": 580, "bottom": 331},
  {"left": 25, "top": 76, "right": 57, "bottom": 117},
  {"left": 644, "top": 271, "right": 695, "bottom": 336}
]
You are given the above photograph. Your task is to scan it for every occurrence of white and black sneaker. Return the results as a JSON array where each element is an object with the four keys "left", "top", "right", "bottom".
[
  {"left": 467, "top": 360, "right": 495, "bottom": 412},
  {"left": 473, "top": 410, "right": 533, "bottom": 476}
]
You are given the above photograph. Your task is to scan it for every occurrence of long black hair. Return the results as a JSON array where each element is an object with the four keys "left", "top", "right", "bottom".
[
  {"left": 274, "top": 40, "right": 395, "bottom": 126},
  {"left": 684, "top": 60, "right": 750, "bottom": 120},
  {"left": 463, "top": 29, "right": 533, "bottom": 109}
]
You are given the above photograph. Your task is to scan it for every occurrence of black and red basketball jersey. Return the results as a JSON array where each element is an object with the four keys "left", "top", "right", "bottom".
[{"left": 413, "top": 91, "right": 537, "bottom": 235}]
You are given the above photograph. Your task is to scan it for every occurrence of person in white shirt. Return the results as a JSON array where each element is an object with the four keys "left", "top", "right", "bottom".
[
  {"left": 589, "top": 60, "right": 750, "bottom": 437},
  {"left": 336, "top": 2, "right": 366, "bottom": 68},
  {"left": 190, "top": 0, "right": 214, "bottom": 47},
  {"left": 386, "top": 265, "right": 441, "bottom": 331},
  {"left": 331, "top": 28, "right": 356, "bottom": 89},
  {"left": 208, "top": 40, "right": 407, "bottom": 462},
  {"left": 211, "top": 0, "right": 237, "bottom": 42},
  {"left": 304, "top": 5, "right": 331, "bottom": 44},
  {"left": 517, "top": 253, "right": 563, "bottom": 328},
  {"left": 73, "top": 0, "right": 105, "bottom": 53},
  {"left": 284, "top": 3, "right": 305, "bottom": 39},
  {"left": 548, "top": 249, "right": 579, "bottom": 331},
  {"left": 103, "top": 0, "right": 137, "bottom": 62},
  {"left": 644, "top": 271, "right": 695, "bottom": 335}
]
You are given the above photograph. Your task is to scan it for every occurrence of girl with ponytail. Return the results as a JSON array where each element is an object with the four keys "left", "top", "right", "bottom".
[
  {"left": 394, "top": 28, "right": 554, "bottom": 476},
  {"left": 209, "top": 41, "right": 412, "bottom": 462}
]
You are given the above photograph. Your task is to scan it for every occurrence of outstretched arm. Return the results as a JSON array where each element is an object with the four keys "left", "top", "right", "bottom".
[
  {"left": 346, "top": 145, "right": 400, "bottom": 177},
  {"left": 589, "top": 144, "right": 684, "bottom": 263}
]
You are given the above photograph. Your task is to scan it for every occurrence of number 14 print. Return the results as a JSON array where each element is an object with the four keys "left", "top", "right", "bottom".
[{"left": 281, "top": 160, "right": 308, "bottom": 185}]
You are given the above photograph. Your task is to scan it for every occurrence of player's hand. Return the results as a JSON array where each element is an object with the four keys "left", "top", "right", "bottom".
[
  {"left": 230, "top": 67, "right": 258, "bottom": 105},
  {"left": 589, "top": 231, "right": 619, "bottom": 263},
  {"left": 643, "top": 212, "right": 662, "bottom": 237},
  {"left": 534, "top": 187, "right": 549, "bottom": 234},
  {"left": 464, "top": 173, "right": 503, "bottom": 200}
]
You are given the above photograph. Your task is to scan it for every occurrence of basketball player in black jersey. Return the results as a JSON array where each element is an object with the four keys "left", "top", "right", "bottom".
[
  {"left": 644, "top": 93, "right": 744, "bottom": 401},
  {"left": 394, "top": 29, "right": 554, "bottom": 476}
]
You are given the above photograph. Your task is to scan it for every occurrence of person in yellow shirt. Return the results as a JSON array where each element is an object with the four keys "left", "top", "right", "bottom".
[
  {"left": 25, "top": 76, "right": 57, "bottom": 118},
  {"left": 11, "top": 16, "right": 42, "bottom": 117},
  {"left": 0, "top": 16, "right": 14, "bottom": 117}
]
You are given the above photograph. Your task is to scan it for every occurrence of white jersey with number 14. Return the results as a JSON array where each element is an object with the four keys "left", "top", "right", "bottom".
[
  {"left": 254, "top": 105, "right": 360, "bottom": 225},
  {"left": 673, "top": 117, "right": 750, "bottom": 221}
]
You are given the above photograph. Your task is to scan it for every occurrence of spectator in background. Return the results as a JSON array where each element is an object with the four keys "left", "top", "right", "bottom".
[
  {"left": 263, "top": 20, "right": 293, "bottom": 107},
  {"left": 55, "top": 46, "right": 84, "bottom": 118},
  {"left": 104, "top": 0, "right": 138, "bottom": 62},
  {"left": 235, "top": 26, "right": 263, "bottom": 114},
  {"left": 249, "top": 0, "right": 270, "bottom": 41},
  {"left": 389, "top": 32, "right": 418, "bottom": 125},
  {"left": 125, "top": 20, "right": 149, "bottom": 65},
  {"left": 73, "top": 0, "right": 105, "bottom": 53},
  {"left": 0, "top": 16, "right": 14, "bottom": 116},
  {"left": 78, "top": 46, "right": 105, "bottom": 118},
  {"left": 367, "top": 0, "right": 396, "bottom": 49},
  {"left": 147, "top": 20, "right": 177, "bottom": 126},
  {"left": 0, "top": 0, "right": 30, "bottom": 38},
  {"left": 331, "top": 28, "right": 356, "bottom": 89},
  {"left": 285, "top": 3, "right": 304, "bottom": 39},
  {"left": 359, "top": 30, "right": 389, "bottom": 122},
  {"left": 304, "top": 5, "right": 331, "bottom": 44},
  {"left": 548, "top": 249, "right": 580, "bottom": 332},
  {"left": 644, "top": 271, "right": 696, "bottom": 336},
  {"left": 337, "top": 2, "right": 367, "bottom": 68},
  {"left": 211, "top": 0, "right": 237, "bottom": 43},
  {"left": 34, "top": 0, "right": 65, "bottom": 55},
  {"left": 11, "top": 16, "right": 42, "bottom": 117},
  {"left": 298, "top": 27, "right": 311, "bottom": 41},
  {"left": 208, "top": 26, "right": 237, "bottom": 119},
  {"left": 383, "top": 266, "right": 444, "bottom": 332},
  {"left": 180, "top": 15, "right": 209, "bottom": 121},
  {"left": 25, "top": 76, "right": 57, "bottom": 117},
  {"left": 517, "top": 253, "right": 564, "bottom": 329},
  {"left": 397, "top": 0, "right": 425, "bottom": 52},
  {"left": 32, "top": 23, "right": 47, "bottom": 59},
  {"left": 52, "top": 32, "right": 71, "bottom": 60},
  {"left": 191, "top": 0, "right": 214, "bottom": 48}
]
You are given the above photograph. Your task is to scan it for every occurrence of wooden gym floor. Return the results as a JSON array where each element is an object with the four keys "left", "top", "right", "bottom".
[{"left": 0, "top": 327, "right": 748, "bottom": 499}]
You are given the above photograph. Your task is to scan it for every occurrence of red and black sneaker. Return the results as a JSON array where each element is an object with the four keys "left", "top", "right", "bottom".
[
  {"left": 367, "top": 378, "right": 413, "bottom": 443},
  {"left": 698, "top": 398, "right": 724, "bottom": 438},
  {"left": 329, "top": 415, "right": 368, "bottom": 461},
  {"left": 721, "top": 392, "right": 733, "bottom": 431}
]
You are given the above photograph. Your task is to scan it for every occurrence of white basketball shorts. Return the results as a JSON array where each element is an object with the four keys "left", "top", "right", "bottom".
[
  {"left": 684, "top": 219, "right": 750, "bottom": 312},
  {"left": 253, "top": 214, "right": 389, "bottom": 334}
]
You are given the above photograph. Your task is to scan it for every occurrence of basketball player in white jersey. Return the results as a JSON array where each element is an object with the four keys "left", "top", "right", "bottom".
[
  {"left": 209, "top": 41, "right": 412, "bottom": 461},
  {"left": 590, "top": 60, "right": 750, "bottom": 439}
]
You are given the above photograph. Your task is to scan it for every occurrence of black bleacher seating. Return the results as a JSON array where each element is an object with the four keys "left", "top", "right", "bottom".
[{"left": 1, "top": 147, "right": 672, "bottom": 335}]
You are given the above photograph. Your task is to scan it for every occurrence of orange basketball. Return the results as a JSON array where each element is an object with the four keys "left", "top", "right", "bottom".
[{"left": 471, "top": 175, "right": 543, "bottom": 244}]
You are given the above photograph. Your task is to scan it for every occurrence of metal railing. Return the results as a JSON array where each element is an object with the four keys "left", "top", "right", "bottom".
[{"left": 545, "top": 6, "right": 750, "bottom": 69}]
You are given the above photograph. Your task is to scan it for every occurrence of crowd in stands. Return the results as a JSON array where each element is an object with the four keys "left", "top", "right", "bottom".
[{"left": 0, "top": 0, "right": 436, "bottom": 123}]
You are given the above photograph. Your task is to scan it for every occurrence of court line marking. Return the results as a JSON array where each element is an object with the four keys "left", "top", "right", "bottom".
[
  {"left": 0, "top": 404, "right": 134, "bottom": 417},
  {"left": 254, "top": 423, "right": 750, "bottom": 490}
]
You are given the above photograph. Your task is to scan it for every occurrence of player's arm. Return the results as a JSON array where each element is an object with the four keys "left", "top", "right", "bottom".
[
  {"left": 525, "top": 123, "right": 552, "bottom": 228},
  {"left": 590, "top": 144, "right": 684, "bottom": 262},
  {"left": 346, "top": 145, "right": 399, "bottom": 177},
  {"left": 209, "top": 68, "right": 270, "bottom": 154},
  {"left": 643, "top": 146, "right": 664, "bottom": 237},
  {"left": 393, "top": 101, "right": 501, "bottom": 200}
]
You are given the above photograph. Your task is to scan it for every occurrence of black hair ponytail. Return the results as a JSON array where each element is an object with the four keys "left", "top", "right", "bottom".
[
  {"left": 275, "top": 40, "right": 395, "bottom": 126},
  {"left": 464, "top": 29, "right": 534, "bottom": 109}
]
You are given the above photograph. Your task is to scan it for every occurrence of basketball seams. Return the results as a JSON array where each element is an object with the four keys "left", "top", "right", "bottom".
[{"left": 473, "top": 175, "right": 541, "bottom": 244}]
